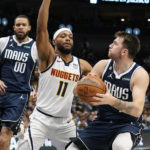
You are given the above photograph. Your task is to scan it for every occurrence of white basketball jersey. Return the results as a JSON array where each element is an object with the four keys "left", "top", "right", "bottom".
[{"left": 36, "top": 55, "right": 81, "bottom": 118}]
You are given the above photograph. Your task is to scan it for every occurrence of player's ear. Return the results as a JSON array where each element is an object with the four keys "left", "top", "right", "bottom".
[
  {"left": 52, "top": 39, "right": 56, "bottom": 46},
  {"left": 28, "top": 25, "right": 31, "bottom": 32},
  {"left": 13, "top": 25, "right": 15, "bottom": 31},
  {"left": 121, "top": 48, "right": 128, "bottom": 56}
]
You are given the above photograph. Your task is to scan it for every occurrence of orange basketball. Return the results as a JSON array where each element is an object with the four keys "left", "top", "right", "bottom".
[{"left": 76, "top": 74, "right": 106, "bottom": 103}]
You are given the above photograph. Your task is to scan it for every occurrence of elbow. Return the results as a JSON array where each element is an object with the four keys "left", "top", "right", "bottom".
[{"left": 132, "top": 105, "right": 143, "bottom": 118}]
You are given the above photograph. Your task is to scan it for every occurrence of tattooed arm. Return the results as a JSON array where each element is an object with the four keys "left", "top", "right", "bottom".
[
  {"left": 89, "top": 67, "right": 149, "bottom": 118},
  {"left": 112, "top": 98, "right": 134, "bottom": 115}
]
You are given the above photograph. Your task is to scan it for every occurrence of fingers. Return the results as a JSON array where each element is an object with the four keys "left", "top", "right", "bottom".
[
  {"left": 0, "top": 80, "right": 7, "bottom": 95},
  {"left": 0, "top": 87, "right": 6, "bottom": 95},
  {"left": 105, "top": 85, "right": 110, "bottom": 93},
  {"left": 33, "top": 92, "right": 37, "bottom": 97},
  {"left": 96, "top": 93, "right": 104, "bottom": 97},
  {"left": 88, "top": 101, "right": 102, "bottom": 106},
  {"left": 31, "top": 92, "right": 37, "bottom": 102}
]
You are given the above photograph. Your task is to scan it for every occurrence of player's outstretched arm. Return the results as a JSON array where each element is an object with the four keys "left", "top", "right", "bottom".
[{"left": 36, "top": 0, "right": 55, "bottom": 71}]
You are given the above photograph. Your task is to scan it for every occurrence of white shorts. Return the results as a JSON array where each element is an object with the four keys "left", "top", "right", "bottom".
[{"left": 24, "top": 108, "right": 76, "bottom": 150}]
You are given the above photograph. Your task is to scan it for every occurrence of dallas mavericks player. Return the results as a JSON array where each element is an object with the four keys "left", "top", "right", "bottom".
[
  {"left": 67, "top": 31, "right": 149, "bottom": 150},
  {"left": 0, "top": 15, "right": 38, "bottom": 150},
  {"left": 17, "top": 0, "right": 92, "bottom": 150}
]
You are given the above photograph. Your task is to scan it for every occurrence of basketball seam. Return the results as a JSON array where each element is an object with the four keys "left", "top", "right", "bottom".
[{"left": 77, "top": 83, "right": 106, "bottom": 92}]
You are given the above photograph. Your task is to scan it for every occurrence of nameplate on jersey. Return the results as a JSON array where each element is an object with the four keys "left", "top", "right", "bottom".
[
  {"left": 4, "top": 49, "right": 29, "bottom": 74},
  {"left": 104, "top": 80, "right": 129, "bottom": 100},
  {"left": 51, "top": 68, "right": 79, "bottom": 82},
  {"left": 4, "top": 49, "right": 29, "bottom": 62}
]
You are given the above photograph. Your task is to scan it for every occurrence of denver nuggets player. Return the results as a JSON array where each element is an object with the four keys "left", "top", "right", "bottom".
[
  {"left": 67, "top": 31, "right": 149, "bottom": 150},
  {"left": 0, "top": 15, "right": 38, "bottom": 150},
  {"left": 17, "top": 0, "right": 92, "bottom": 150}
]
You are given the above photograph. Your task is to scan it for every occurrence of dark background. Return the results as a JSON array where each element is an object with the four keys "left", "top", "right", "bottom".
[{"left": 0, "top": 0, "right": 150, "bottom": 68}]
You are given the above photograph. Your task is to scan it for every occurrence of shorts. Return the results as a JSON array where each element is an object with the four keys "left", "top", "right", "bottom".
[
  {"left": 79, "top": 119, "right": 142, "bottom": 150},
  {"left": 24, "top": 108, "right": 76, "bottom": 150},
  {"left": 0, "top": 92, "right": 29, "bottom": 133}
]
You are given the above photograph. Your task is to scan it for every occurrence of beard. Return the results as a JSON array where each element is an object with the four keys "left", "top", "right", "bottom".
[
  {"left": 57, "top": 43, "right": 72, "bottom": 54},
  {"left": 108, "top": 51, "right": 122, "bottom": 60},
  {"left": 14, "top": 31, "right": 29, "bottom": 41}
]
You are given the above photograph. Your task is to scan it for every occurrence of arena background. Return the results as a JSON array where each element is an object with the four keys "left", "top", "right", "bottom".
[{"left": 0, "top": 0, "right": 150, "bottom": 150}]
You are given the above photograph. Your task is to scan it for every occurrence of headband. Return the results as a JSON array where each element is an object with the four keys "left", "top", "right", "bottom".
[{"left": 53, "top": 28, "right": 72, "bottom": 40}]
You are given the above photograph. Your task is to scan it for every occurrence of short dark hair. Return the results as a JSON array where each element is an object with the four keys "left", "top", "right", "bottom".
[
  {"left": 14, "top": 15, "right": 30, "bottom": 25},
  {"left": 114, "top": 31, "right": 140, "bottom": 59}
]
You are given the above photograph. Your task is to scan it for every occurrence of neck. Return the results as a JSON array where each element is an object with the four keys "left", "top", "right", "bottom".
[
  {"left": 56, "top": 50, "right": 72, "bottom": 63},
  {"left": 15, "top": 35, "right": 29, "bottom": 43},
  {"left": 114, "top": 59, "right": 133, "bottom": 74}
]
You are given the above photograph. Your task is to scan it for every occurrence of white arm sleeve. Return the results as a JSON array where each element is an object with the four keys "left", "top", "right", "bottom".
[{"left": 0, "top": 36, "right": 9, "bottom": 55}]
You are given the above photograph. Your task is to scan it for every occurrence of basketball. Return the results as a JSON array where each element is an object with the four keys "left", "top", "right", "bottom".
[{"left": 76, "top": 74, "right": 106, "bottom": 103}]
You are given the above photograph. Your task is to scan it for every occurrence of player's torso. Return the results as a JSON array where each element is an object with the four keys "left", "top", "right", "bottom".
[
  {"left": 98, "top": 59, "right": 141, "bottom": 122},
  {"left": 0, "top": 35, "right": 37, "bottom": 92},
  {"left": 36, "top": 55, "right": 81, "bottom": 118},
  {"left": 102, "top": 59, "right": 139, "bottom": 101}
]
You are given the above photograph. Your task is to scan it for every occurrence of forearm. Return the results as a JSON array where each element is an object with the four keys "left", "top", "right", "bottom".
[
  {"left": 37, "top": 0, "right": 51, "bottom": 32},
  {"left": 111, "top": 97, "right": 142, "bottom": 118}
]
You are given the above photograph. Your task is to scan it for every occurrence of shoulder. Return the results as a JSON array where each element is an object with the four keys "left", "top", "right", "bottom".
[
  {"left": 133, "top": 66, "right": 149, "bottom": 80},
  {"left": 79, "top": 58, "right": 92, "bottom": 76},
  {"left": 79, "top": 58, "right": 90, "bottom": 65},
  {"left": 93, "top": 59, "right": 110, "bottom": 68},
  {"left": 91, "top": 59, "right": 110, "bottom": 77},
  {"left": 131, "top": 66, "right": 149, "bottom": 88}
]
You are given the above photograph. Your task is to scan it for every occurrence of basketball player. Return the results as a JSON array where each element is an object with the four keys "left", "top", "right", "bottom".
[
  {"left": 17, "top": 0, "right": 92, "bottom": 150},
  {"left": 0, "top": 15, "right": 38, "bottom": 150},
  {"left": 66, "top": 31, "right": 149, "bottom": 150}
]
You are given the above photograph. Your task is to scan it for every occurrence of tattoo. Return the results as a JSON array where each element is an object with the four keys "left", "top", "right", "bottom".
[
  {"left": 126, "top": 105, "right": 134, "bottom": 114},
  {"left": 113, "top": 99, "right": 134, "bottom": 115}
]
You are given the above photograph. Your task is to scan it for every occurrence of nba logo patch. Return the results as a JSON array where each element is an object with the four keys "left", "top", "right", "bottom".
[
  {"left": 109, "top": 66, "right": 112, "bottom": 70},
  {"left": 73, "top": 63, "right": 78, "bottom": 69},
  {"left": 9, "top": 43, "right": 14, "bottom": 47}
]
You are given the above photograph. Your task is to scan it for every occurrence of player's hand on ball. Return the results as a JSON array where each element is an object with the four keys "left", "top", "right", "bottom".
[
  {"left": 91, "top": 87, "right": 116, "bottom": 106},
  {"left": 76, "top": 73, "right": 106, "bottom": 104}
]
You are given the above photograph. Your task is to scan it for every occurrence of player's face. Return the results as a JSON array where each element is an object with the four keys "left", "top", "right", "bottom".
[
  {"left": 108, "top": 37, "right": 124, "bottom": 60},
  {"left": 54, "top": 31, "right": 73, "bottom": 54},
  {"left": 13, "top": 18, "right": 31, "bottom": 41}
]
